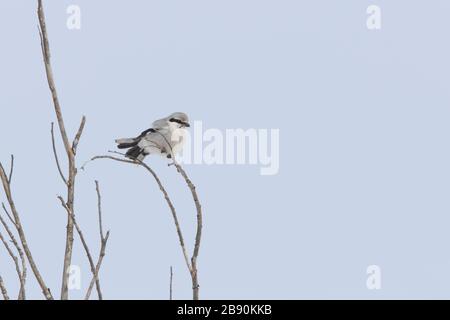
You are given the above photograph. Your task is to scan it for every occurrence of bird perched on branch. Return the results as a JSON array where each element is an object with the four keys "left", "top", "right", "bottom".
[{"left": 115, "top": 112, "right": 190, "bottom": 161}]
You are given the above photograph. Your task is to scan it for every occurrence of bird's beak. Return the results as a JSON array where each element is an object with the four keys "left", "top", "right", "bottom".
[{"left": 183, "top": 122, "right": 190, "bottom": 127}]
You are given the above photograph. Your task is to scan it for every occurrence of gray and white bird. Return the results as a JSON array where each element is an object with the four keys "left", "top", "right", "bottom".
[{"left": 115, "top": 112, "right": 190, "bottom": 161}]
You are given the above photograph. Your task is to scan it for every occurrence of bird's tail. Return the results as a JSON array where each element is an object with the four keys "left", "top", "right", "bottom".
[
  {"left": 115, "top": 137, "right": 138, "bottom": 149},
  {"left": 115, "top": 137, "right": 145, "bottom": 161}
]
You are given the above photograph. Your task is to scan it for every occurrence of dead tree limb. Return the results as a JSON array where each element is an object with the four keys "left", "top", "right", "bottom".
[
  {"left": 37, "top": 0, "right": 86, "bottom": 299},
  {"left": 0, "top": 160, "right": 53, "bottom": 300}
]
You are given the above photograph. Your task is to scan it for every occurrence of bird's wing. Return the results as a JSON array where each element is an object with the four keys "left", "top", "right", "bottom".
[
  {"left": 138, "top": 128, "right": 156, "bottom": 137},
  {"left": 115, "top": 137, "right": 136, "bottom": 144},
  {"left": 139, "top": 128, "right": 173, "bottom": 153},
  {"left": 116, "top": 127, "right": 155, "bottom": 145},
  {"left": 152, "top": 116, "right": 170, "bottom": 130}
]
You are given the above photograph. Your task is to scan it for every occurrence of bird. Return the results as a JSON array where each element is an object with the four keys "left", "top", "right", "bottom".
[{"left": 115, "top": 112, "right": 190, "bottom": 161}]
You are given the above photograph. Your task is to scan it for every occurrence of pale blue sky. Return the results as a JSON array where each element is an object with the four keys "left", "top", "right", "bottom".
[{"left": 1, "top": 0, "right": 450, "bottom": 299}]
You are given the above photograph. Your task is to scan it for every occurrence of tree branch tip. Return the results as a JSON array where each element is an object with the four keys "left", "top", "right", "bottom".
[{"left": 80, "top": 159, "right": 93, "bottom": 171}]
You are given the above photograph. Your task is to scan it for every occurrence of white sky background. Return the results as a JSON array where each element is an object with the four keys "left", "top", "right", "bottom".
[{"left": 1, "top": 0, "right": 450, "bottom": 299}]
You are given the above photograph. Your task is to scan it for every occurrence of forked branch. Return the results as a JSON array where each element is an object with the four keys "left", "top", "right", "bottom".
[{"left": 85, "top": 181, "right": 110, "bottom": 300}]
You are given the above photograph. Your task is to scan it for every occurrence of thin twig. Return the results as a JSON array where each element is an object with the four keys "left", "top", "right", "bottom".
[
  {"left": 0, "top": 276, "right": 9, "bottom": 300},
  {"left": 95, "top": 181, "right": 104, "bottom": 240},
  {"left": 0, "top": 213, "right": 27, "bottom": 299},
  {"left": 57, "top": 196, "right": 103, "bottom": 299},
  {"left": 0, "top": 160, "right": 53, "bottom": 300},
  {"left": 8, "top": 155, "right": 14, "bottom": 185},
  {"left": 72, "top": 116, "right": 86, "bottom": 155},
  {"left": 50, "top": 122, "right": 68, "bottom": 186},
  {"left": 2, "top": 202, "right": 17, "bottom": 227}
]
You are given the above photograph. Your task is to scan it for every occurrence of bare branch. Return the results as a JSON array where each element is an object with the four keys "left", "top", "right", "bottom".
[
  {"left": 0, "top": 161, "right": 53, "bottom": 300},
  {"left": 85, "top": 155, "right": 192, "bottom": 274},
  {"left": 88, "top": 155, "right": 136, "bottom": 166},
  {"left": 57, "top": 196, "right": 103, "bottom": 299},
  {"left": 50, "top": 122, "right": 68, "bottom": 186},
  {"left": 0, "top": 213, "right": 27, "bottom": 299},
  {"left": 72, "top": 116, "right": 86, "bottom": 154},
  {"left": 95, "top": 181, "right": 104, "bottom": 240},
  {"left": 173, "top": 163, "right": 203, "bottom": 300},
  {"left": 8, "top": 155, "right": 14, "bottom": 185},
  {"left": 2, "top": 202, "right": 17, "bottom": 228},
  {"left": 108, "top": 150, "right": 128, "bottom": 157},
  {"left": 85, "top": 231, "right": 110, "bottom": 300},
  {"left": 0, "top": 276, "right": 9, "bottom": 300}
]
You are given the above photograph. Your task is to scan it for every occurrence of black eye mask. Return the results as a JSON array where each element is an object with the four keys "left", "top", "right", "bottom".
[
  {"left": 169, "top": 118, "right": 183, "bottom": 124},
  {"left": 169, "top": 118, "right": 190, "bottom": 127}
]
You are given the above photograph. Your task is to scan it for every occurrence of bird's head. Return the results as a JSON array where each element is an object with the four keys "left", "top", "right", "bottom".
[{"left": 168, "top": 112, "right": 190, "bottom": 128}]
